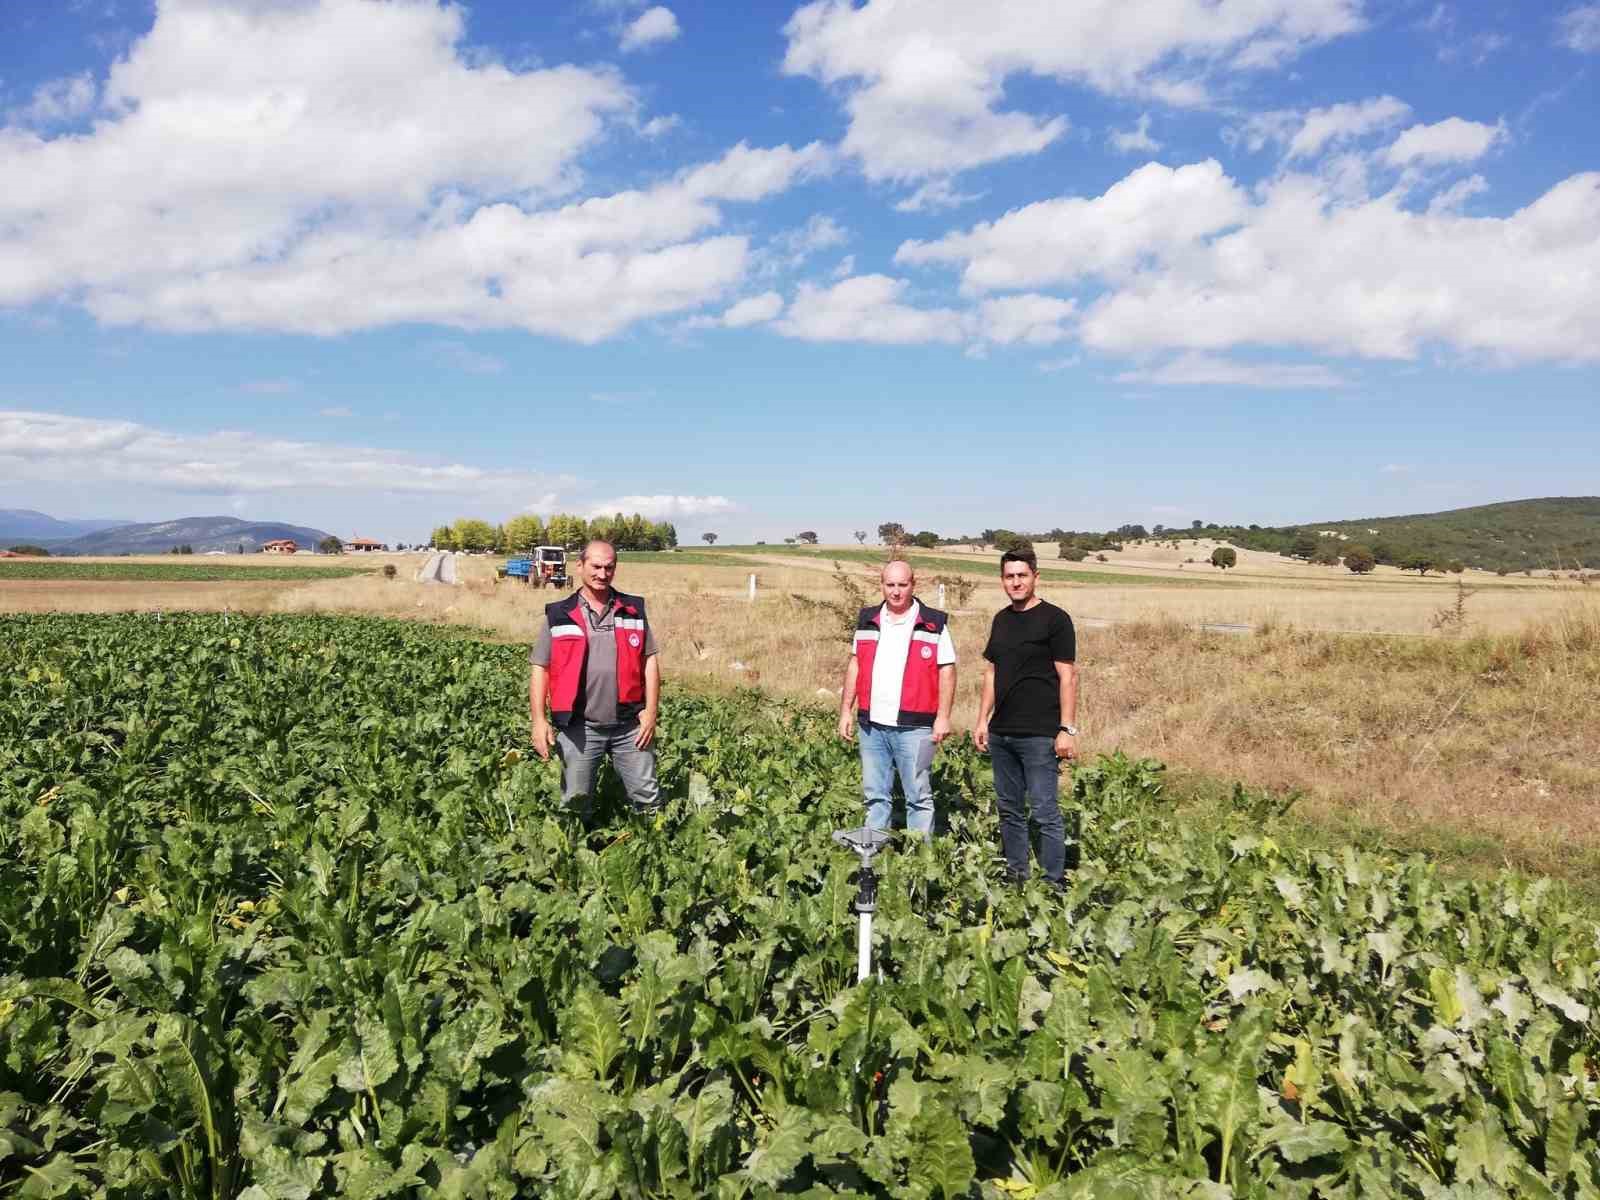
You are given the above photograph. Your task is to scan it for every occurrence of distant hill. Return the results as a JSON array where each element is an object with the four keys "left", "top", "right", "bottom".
[
  {"left": 0, "top": 509, "right": 131, "bottom": 543},
  {"left": 1223, "top": 497, "right": 1600, "bottom": 573},
  {"left": 50, "top": 516, "right": 335, "bottom": 556}
]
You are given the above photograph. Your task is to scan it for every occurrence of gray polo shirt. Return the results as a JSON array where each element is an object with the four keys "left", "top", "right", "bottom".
[{"left": 530, "top": 592, "right": 658, "bottom": 725}]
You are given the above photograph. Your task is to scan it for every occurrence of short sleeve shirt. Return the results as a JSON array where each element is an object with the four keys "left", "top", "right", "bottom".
[
  {"left": 529, "top": 592, "right": 658, "bottom": 725},
  {"left": 982, "top": 600, "right": 1075, "bottom": 737},
  {"left": 860, "top": 601, "right": 956, "bottom": 726}
]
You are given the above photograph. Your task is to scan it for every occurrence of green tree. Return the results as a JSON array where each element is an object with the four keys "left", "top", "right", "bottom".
[
  {"left": 317, "top": 536, "right": 344, "bottom": 555},
  {"left": 1312, "top": 544, "right": 1342, "bottom": 566},
  {"left": 1290, "top": 532, "right": 1319, "bottom": 560},
  {"left": 1210, "top": 546, "right": 1237, "bottom": 570},
  {"left": 546, "top": 514, "right": 588, "bottom": 549},
  {"left": 797, "top": 530, "right": 819, "bottom": 544},
  {"left": 853, "top": 530, "right": 866, "bottom": 544},
  {"left": 1058, "top": 543, "right": 1087, "bottom": 561},
  {"left": 1402, "top": 553, "right": 1435, "bottom": 576},
  {"left": 702, "top": 532, "right": 717, "bottom": 545},
  {"left": 992, "top": 531, "right": 1033, "bottom": 555},
  {"left": 6, "top": 544, "right": 49, "bottom": 556},
  {"left": 430, "top": 524, "right": 456, "bottom": 550},
  {"left": 877, "top": 522, "right": 906, "bottom": 546},
  {"left": 503, "top": 514, "right": 545, "bottom": 554},
  {"left": 1446, "top": 560, "right": 1465, "bottom": 574},
  {"left": 451, "top": 518, "right": 496, "bottom": 553},
  {"left": 1343, "top": 544, "right": 1377, "bottom": 574},
  {"left": 911, "top": 530, "right": 939, "bottom": 549}
]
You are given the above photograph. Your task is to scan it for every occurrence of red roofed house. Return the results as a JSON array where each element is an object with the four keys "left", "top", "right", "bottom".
[
  {"left": 261, "top": 539, "right": 298, "bottom": 554},
  {"left": 346, "top": 537, "right": 386, "bottom": 552}
]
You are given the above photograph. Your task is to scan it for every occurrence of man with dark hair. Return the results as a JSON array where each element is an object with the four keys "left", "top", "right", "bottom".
[
  {"left": 529, "top": 539, "right": 660, "bottom": 818},
  {"left": 837, "top": 558, "right": 956, "bottom": 835},
  {"left": 974, "top": 548, "right": 1079, "bottom": 886}
]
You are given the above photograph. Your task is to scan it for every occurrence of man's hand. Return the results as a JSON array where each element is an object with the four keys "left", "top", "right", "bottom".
[
  {"left": 837, "top": 710, "right": 855, "bottom": 741},
  {"left": 1054, "top": 731, "right": 1077, "bottom": 762},
  {"left": 931, "top": 714, "right": 952, "bottom": 744},
  {"left": 973, "top": 719, "right": 989, "bottom": 752},
  {"left": 634, "top": 711, "right": 657, "bottom": 750},
  {"left": 530, "top": 719, "right": 553, "bottom": 761}
]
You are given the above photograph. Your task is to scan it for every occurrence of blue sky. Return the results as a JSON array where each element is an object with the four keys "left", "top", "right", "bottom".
[{"left": 1, "top": 0, "right": 1596, "bottom": 544}]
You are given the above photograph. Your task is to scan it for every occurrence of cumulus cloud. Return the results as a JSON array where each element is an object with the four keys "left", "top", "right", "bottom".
[
  {"left": 620, "top": 6, "right": 680, "bottom": 52},
  {"left": 896, "top": 160, "right": 1249, "bottom": 294},
  {"left": 718, "top": 292, "right": 785, "bottom": 327},
  {"left": 775, "top": 275, "right": 965, "bottom": 344},
  {"left": 782, "top": 0, "right": 1364, "bottom": 184},
  {"left": 12, "top": 73, "right": 97, "bottom": 126},
  {"left": 1383, "top": 117, "right": 1505, "bottom": 166},
  {"left": 1558, "top": 5, "right": 1600, "bottom": 51},
  {"left": 898, "top": 161, "right": 1600, "bottom": 363},
  {"left": 1115, "top": 353, "right": 1347, "bottom": 388},
  {"left": 0, "top": 0, "right": 823, "bottom": 342},
  {"left": 974, "top": 294, "right": 1078, "bottom": 345},
  {"left": 1108, "top": 113, "right": 1161, "bottom": 154},
  {"left": 586, "top": 494, "right": 736, "bottom": 519},
  {"left": 0, "top": 409, "right": 576, "bottom": 498}
]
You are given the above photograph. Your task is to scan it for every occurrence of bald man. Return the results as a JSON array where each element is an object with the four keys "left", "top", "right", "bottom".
[{"left": 837, "top": 559, "right": 957, "bottom": 835}]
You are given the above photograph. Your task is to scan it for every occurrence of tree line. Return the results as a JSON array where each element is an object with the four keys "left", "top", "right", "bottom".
[{"left": 427, "top": 513, "right": 679, "bottom": 554}]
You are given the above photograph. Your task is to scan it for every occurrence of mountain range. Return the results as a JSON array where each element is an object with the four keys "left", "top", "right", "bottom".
[
  {"left": 3, "top": 513, "right": 335, "bottom": 555},
  {"left": 0, "top": 509, "right": 132, "bottom": 542}
]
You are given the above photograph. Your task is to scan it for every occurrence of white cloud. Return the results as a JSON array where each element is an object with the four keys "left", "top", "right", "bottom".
[
  {"left": 893, "top": 179, "right": 985, "bottom": 213},
  {"left": 718, "top": 291, "right": 785, "bottom": 327},
  {"left": 0, "top": 409, "right": 576, "bottom": 498},
  {"left": 777, "top": 275, "right": 964, "bottom": 344},
  {"left": 766, "top": 214, "right": 849, "bottom": 269},
  {"left": 1287, "top": 96, "right": 1410, "bottom": 159},
  {"left": 639, "top": 114, "right": 681, "bottom": 138},
  {"left": 1037, "top": 355, "right": 1081, "bottom": 372},
  {"left": 0, "top": 1, "right": 826, "bottom": 342},
  {"left": 620, "top": 6, "right": 680, "bottom": 53},
  {"left": 901, "top": 161, "right": 1600, "bottom": 363},
  {"left": 1115, "top": 353, "right": 1347, "bottom": 388},
  {"left": 1108, "top": 113, "right": 1161, "bottom": 154},
  {"left": 975, "top": 294, "right": 1077, "bottom": 345},
  {"left": 782, "top": 0, "right": 1364, "bottom": 182},
  {"left": 1558, "top": 5, "right": 1600, "bottom": 51},
  {"left": 12, "top": 73, "right": 97, "bottom": 126},
  {"left": 586, "top": 494, "right": 736, "bottom": 519},
  {"left": 1427, "top": 174, "right": 1488, "bottom": 214},
  {"left": 1383, "top": 117, "right": 1505, "bottom": 166},
  {"left": 896, "top": 160, "right": 1249, "bottom": 294}
]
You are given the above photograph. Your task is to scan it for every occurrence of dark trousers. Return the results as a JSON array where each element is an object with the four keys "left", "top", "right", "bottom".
[{"left": 990, "top": 733, "right": 1065, "bottom": 884}]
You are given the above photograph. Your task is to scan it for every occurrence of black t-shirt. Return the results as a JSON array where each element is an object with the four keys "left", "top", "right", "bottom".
[{"left": 983, "top": 600, "right": 1076, "bottom": 737}]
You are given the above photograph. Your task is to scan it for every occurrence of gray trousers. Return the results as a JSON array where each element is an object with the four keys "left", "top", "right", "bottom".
[{"left": 555, "top": 719, "right": 660, "bottom": 815}]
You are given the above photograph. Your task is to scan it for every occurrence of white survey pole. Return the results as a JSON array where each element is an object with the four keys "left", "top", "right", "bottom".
[
  {"left": 748, "top": 573, "right": 757, "bottom": 602},
  {"left": 936, "top": 582, "right": 946, "bottom": 608},
  {"left": 858, "top": 911, "right": 873, "bottom": 982}
]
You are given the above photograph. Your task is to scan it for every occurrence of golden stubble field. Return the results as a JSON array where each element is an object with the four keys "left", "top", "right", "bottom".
[{"left": 6, "top": 547, "right": 1598, "bottom": 881}]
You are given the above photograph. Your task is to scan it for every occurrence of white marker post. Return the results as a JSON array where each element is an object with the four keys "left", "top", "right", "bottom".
[
  {"left": 748, "top": 573, "right": 757, "bottom": 602},
  {"left": 937, "top": 582, "right": 946, "bottom": 609}
]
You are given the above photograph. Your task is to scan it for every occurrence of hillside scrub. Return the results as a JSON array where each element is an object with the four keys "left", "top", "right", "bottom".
[{"left": 3, "top": 613, "right": 1597, "bottom": 1197}]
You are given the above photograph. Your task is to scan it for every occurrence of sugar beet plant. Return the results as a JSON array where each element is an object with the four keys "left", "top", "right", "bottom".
[{"left": 1, "top": 614, "right": 1597, "bottom": 1199}]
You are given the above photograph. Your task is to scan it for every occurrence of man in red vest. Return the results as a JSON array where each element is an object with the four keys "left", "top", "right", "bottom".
[
  {"left": 836, "top": 558, "right": 956, "bottom": 835},
  {"left": 529, "top": 539, "right": 660, "bottom": 818}
]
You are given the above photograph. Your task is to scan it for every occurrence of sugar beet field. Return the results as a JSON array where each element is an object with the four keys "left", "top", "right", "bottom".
[{"left": 3, "top": 613, "right": 1597, "bottom": 1199}]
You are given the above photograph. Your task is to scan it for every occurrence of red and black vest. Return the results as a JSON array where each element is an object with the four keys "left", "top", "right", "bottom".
[
  {"left": 544, "top": 591, "right": 650, "bottom": 727},
  {"left": 852, "top": 599, "right": 948, "bottom": 727}
]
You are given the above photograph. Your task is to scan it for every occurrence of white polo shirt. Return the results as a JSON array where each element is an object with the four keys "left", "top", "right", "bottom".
[{"left": 867, "top": 601, "right": 957, "bottom": 726}]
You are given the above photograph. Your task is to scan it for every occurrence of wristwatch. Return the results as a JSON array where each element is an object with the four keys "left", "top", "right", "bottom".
[{"left": 1059, "top": 724, "right": 1078, "bottom": 737}]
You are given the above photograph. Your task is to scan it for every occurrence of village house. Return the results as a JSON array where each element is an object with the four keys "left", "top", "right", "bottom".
[
  {"left": 261, "top": 539, "right": 298, "bottom": 554},
  {"left": 346, "top": 536, "right": 386, "bottom": 552}
]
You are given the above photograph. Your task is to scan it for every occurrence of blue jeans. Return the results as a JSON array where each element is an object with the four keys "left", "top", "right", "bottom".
[
  {"left": 555, "top": 719, "right": 659, "bottom": 817},
  {"left": 858, "top": 719, "right": 935, "bottom": 836},
  {"left": 989, "top": 733, "right": 1065, "bottom": 883}
]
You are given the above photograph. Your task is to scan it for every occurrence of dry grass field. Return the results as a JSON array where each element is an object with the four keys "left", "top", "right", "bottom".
[{"left": 6, "top": 547, "right": 1597, "bottom": 884}]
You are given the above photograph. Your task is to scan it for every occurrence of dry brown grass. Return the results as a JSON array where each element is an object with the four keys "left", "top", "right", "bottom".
[{"left": 9, "top": 551, "right": 1595, "bottom": 879}]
